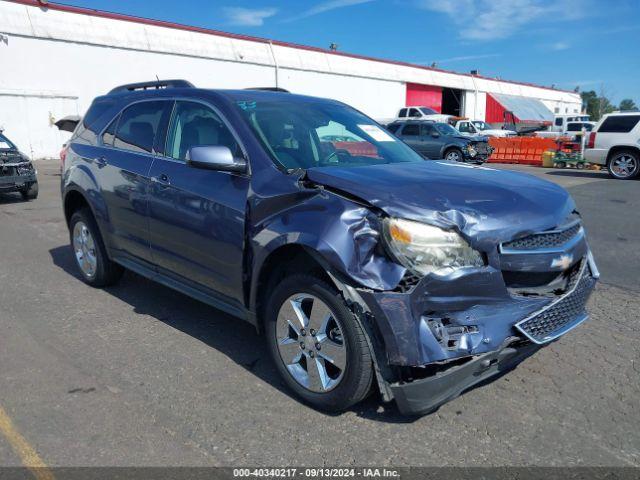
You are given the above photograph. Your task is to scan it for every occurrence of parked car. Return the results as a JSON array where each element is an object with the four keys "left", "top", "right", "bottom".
[
  {"left": 536, "top": 121, "right": 596, "bottom": 140},
  {"left": 388, "top": 120, "right": 493, "bottom": 163},
  {"left": 61, "top": 80, "right": 598, "bottom": 415},
  {"left": 584, "top": 111, "right": 640, "bottom": 179},
  {"left": 454, "top": 119, "right": 516, "bottom": 138},
  {"left": 0, "top": 130, "right": 38, "bottom": 200}
]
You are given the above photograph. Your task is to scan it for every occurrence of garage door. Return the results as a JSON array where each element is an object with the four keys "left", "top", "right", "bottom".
[{"left": 406, "top": 83, "right": 442, "bottom": 112}]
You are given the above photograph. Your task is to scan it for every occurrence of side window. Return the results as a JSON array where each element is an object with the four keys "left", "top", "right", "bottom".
[
  {"left": 386, "top": 124, "right": 401, "bottom": 134},
  {"left": 101, "top": 115, "right": 119, "bottom": 146},
  {"left": 420, "top": 124, "right": 431, "bottom": 136},
  {"left": 166, "top": 101, "right": 240, "bottom": 161},
  {"left": 402, "top": 124, "right": 420, "bottom": 136},
  {"left": 398, "top": 108, "right": 407, "bottom": 118},
  {"left": 408, "top": 108, "right": 421, "bottom": 118},
  {"left": 554, "top": 118, "right": 563, "bottom": 126},
  {"left": 458, "top": 122, "right": 472, "bottom": 133},
  {"left": 599, "top": 115, "right": 640, "bottom": 133},
  {"left": 114, "top": 101, "right": 166, "bottom": 154}
]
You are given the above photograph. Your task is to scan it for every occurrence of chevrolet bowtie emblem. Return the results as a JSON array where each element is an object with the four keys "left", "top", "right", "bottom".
[{"left": 551, "top": 254, "right": 573, "bottom": 270}]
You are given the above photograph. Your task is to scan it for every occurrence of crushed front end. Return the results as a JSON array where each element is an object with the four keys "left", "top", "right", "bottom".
[
  {"left": 353, "top": 215, "right": 598, "bottom": 415},
  {"left": 0, "top": 151, "right": 37, "bottom": 194}
]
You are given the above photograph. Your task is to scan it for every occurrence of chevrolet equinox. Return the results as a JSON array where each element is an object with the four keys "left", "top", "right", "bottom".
[{"left": 61, "top": 80, "right": 598, "bottom": 415}]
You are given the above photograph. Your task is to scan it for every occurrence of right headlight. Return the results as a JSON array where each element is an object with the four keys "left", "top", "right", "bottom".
[{"left": 383, "top": 218, "right": 484, "bottom": 276}]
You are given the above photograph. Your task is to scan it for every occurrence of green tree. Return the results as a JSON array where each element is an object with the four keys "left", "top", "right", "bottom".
[
  {"left": 619, "top": 98, "right": 638, "bottom": 111},
  {"left": 580, "top": 90, "right": 616, "bottom": 120}
]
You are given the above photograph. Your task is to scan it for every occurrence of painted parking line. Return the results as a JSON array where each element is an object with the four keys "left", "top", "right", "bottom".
[{"left": 0, "top": 404, "right": 55, "bottom": 480}]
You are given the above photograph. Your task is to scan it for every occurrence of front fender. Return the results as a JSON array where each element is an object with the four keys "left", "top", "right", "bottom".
[{"left": 248, "top": 189, "right": 406, "bottom": 311}]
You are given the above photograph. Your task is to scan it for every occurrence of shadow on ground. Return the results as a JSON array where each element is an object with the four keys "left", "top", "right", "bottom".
[{"left": 48, "top": 244, "right": 415, "bottom": 424}]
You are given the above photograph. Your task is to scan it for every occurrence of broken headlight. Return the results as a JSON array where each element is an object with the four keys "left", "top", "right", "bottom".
[{"left": 383, "top": 218, "right": 484, "bottom": 276}]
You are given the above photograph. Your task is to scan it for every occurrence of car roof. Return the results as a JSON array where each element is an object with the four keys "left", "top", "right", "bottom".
[
  {"left": 603, "top": 111, "right": 640, "bottom": 117},
  {"left": 101, "top": 87, "right": 342, "bottom": 106}
]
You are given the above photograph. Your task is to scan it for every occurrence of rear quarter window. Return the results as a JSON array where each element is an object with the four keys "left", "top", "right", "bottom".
[
  {"left": 599, "top": 115, "right": 640, "bottom": 133},
  {"left": 401, "top": 124, "right": 420, "bottom": 136}
]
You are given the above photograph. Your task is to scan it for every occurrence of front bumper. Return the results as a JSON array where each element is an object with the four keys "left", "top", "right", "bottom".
[
  {"left": 352, "top": 229, "right": 597, "bottom": 413},
  {"left": 390, "top": 339, "right": 540, "bottom": 415},
  {"left": 0, "top": 173, "right": 37, "bottom": 192}
]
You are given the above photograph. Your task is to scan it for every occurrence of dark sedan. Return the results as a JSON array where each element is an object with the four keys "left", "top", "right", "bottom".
[{"left": 388, "top": 120, "right": 493, "bottom": 164}]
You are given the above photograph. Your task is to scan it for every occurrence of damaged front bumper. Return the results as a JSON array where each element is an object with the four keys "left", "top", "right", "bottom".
[
  {"left": 349, "top": 240, "right": 598, "bottom": 415},
  {"left": 0, "top": 163, "right": 37, "bottom": 192},
  {"left": 390, "top": 338, "right": 540, "bottom": 416}
]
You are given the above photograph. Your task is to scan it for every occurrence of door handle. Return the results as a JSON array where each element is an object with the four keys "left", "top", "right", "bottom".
[
  {"left": 151, "top": 173, "right": 171, "bottom": 187},
  {"left": 94, "top": 156, "right": 107, "bottom": 168}
]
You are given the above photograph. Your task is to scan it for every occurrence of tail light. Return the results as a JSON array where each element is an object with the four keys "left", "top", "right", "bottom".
[
  {"left": 59, "top": 145, "right": 69, "bottom": 172},
  {"left": 587, "top": 132, "right": 596, "bottom": 149}
]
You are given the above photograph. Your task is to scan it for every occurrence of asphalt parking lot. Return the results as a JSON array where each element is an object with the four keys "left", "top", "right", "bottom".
[{"left": 0, "top": 160, "right": 638, "bottom": 468}]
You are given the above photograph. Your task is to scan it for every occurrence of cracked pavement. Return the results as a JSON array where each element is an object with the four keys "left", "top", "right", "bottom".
[{"left": 0, "top": 161, "right": 638, "bottom": 467}]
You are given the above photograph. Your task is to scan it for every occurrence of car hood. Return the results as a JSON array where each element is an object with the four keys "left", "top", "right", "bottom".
[{"left": 305, "top": 161, "right": 575, "bottom": 249}]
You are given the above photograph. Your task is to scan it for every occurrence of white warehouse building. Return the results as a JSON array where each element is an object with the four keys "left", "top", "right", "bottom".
[{"left": 0, "top": 0, "right": 583, "bottom": 159}]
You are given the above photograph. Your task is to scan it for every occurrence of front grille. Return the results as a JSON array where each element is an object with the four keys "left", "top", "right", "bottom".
[
  {"left": 472, "top": 143, "right": 491, "bottom": 155},
  {"left": 515, "top": 263, "right": 595, "bottom": 343},
  {"left": 0, "top": 165, "right": 16, "bottom": 177},
  {"left": 501, "top": 222, "right": 582, "bottom": 251}
]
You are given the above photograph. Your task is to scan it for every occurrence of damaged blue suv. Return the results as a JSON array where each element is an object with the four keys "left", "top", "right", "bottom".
[{"left": 61, "top": 81, "right": 598, "bottom": 415}]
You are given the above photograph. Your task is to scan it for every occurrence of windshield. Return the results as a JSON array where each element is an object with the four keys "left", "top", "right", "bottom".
[
  {"left": 433, "top": 123, "right": 459, "bottom": 136},
  {"left": 419, "top": 107, "right": 437, "bottom": 115},
  {"left": 0, "top": 133, "right": 16, "bottom": 150},
  {"left": 235, "top": 99, "right": 424, "bottom": 170}
]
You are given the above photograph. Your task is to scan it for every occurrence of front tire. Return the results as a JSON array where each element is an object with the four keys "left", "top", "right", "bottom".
[
  {"left": 265, "top": 274, "right": 374, "bottom": 412},
  {"left": 21, "top": 182, "right": 38, "bottom": 201},
  {"left": 607, "top": 150, "right": 639, "bottom": 179},
  {"left": 69, "top": 208, "right": 124, "bottom": 287},
  {"left": 444, "top": 148, "right": 463, "bottom": 162}
]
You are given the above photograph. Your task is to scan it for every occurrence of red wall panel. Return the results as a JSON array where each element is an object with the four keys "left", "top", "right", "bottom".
[
  {"left": 485, "top": 94, "right": 521, "bottom": 123},
  {"left": 406, "top": 83, "right": 443, "bottom": 112}
]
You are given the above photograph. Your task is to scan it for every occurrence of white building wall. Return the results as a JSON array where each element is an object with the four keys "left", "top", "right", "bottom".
[
  {"left": 0, "top": 1, "right": 583, "bottom": 158},
  {"left": 463, "top": 91, "right": 487, "bottom": 121}
]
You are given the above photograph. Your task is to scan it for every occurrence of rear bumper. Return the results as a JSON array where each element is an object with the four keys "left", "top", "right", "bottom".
[
  {"left": 390, "top": 340, "right": 540, "bottom": 415},
  {"left": 584, "top": 148, "right": 607, "bottom": 165}
]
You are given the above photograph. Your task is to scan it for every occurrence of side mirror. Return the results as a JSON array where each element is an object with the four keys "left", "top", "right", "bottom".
[{"left": 187, "top": 146, "right": 247, "bottom": 173}]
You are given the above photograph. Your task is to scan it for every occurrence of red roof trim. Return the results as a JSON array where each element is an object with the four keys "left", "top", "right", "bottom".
[{"left": 9, "top": 0, "right": 577, "bottom": 95}]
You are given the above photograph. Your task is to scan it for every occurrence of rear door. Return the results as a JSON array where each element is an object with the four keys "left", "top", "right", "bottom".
[
  {"left": 147, "top": 100, "right": 249, "bottom": 306},
  {"left": 98, "top": 100, "right": 172, "bottom": 264}
]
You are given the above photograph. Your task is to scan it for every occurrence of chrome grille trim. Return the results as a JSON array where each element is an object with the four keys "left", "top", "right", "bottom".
[{"left": 514, "top": 259, "right": 595, "bottom": 344}]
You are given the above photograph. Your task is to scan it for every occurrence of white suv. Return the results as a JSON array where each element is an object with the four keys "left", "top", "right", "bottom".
[{"left": 585, "top": 112, "right": 640, "bottom": 179}]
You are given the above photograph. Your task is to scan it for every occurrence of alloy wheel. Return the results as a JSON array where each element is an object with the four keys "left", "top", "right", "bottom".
[
  {"left": 610, "top": 154, "right": 638, "bottom": 178},
  {"left": 275, "top": 294, "right": 347, "bottom": 393},
  {"left": 446, "top": 150, "right": 461, "bottom": 162},
  {"left": 73, "top": 221, "right": 98, "bottom": 278}
]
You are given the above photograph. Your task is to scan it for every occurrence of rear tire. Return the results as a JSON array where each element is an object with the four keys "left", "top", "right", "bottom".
[
  {"left": 69, "top": 208, "right": 124, "bottom": 287},
  {"left": 21, "top": 182, "right": 38, "bottom": 201},
  {"left": 265, "top": 274, "right": 374, "bottom": 412},
  {"left": 607, "top": 150, "right": 639, "bottom": 180}
]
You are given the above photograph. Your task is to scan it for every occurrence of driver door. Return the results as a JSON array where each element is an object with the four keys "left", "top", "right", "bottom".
[{"left": 147, "top": 100, "right": 249, "bottom": 304}]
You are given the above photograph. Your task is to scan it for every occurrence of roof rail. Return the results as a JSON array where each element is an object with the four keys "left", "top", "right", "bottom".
[
  {"left": 245, "top": 87, "right": 290, "bottom": 93},
  {"left": 108, "top": 79, "right": 194, "bottom": 95}
]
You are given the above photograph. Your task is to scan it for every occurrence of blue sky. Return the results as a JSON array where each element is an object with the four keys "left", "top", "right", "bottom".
[{"left": 63, "top": 0, "right": 639, "bottom": 104}]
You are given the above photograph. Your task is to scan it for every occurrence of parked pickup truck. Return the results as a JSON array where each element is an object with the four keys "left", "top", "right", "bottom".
[
  {"left": 453, "top": 119, "right": 516, "bottom": 138},
  {"left": 62, "top": 80, "right": 598, "bottom": 415}
]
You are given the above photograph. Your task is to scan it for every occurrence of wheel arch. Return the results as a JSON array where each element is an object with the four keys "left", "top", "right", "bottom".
[
  {"left": 607, "top": 145, "right": 640, "bottom": 163},
  {"left": 250, "top": 242, "right": 335, "bottom": 332}
]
